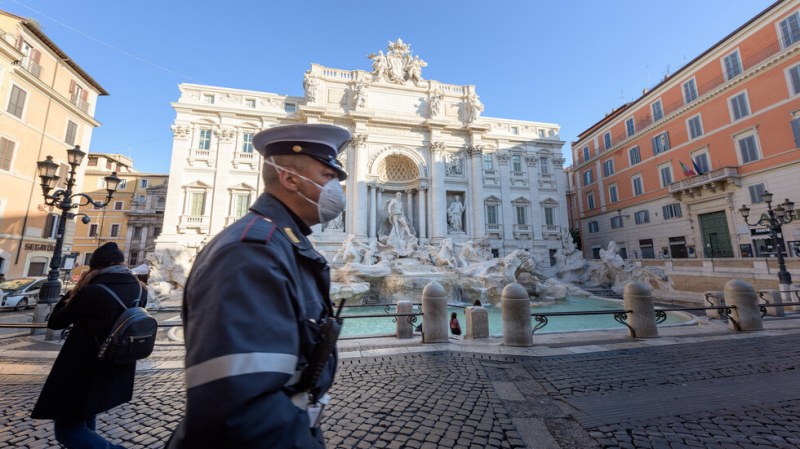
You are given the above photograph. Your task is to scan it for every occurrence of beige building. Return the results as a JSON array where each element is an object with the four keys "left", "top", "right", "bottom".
[
  {"left": 0, "top": 11, "right": 107, "bottom": 279},
  {"left": 71, "top": 153, "right": 168, "bottom": 269}
]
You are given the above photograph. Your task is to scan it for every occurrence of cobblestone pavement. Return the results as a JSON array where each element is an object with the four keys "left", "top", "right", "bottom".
[{"left": 2, "top": 332, "right": 800, "bottom": 448}]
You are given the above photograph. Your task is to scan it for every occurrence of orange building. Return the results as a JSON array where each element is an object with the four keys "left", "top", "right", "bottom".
[
  {"left": 0, "top": 11, "right": 107, "bottom": 279},
  {"left": 569, "top": 0, "right": 800, "bottom": 262},
  {"left": 71, "top": 154, "right": 168, "bottom": 270}
]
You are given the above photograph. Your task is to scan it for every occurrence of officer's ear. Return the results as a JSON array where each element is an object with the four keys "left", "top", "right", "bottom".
[{"left": 278, "top": 168, "right": 302, "bottom": 192}]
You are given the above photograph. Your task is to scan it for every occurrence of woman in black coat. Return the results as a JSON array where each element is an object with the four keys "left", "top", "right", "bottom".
[{"left": 31, "top": 242, "right": 148, "bottom": 449}]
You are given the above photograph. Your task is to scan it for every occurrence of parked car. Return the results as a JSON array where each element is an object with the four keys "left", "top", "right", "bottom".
[{"left": 0, "top": 277, "right": 46, "bottom": 311}]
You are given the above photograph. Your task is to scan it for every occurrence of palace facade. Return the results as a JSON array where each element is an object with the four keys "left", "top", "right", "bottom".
[{"left": 155, "top": 40, "right": 569, "bottom": 267}]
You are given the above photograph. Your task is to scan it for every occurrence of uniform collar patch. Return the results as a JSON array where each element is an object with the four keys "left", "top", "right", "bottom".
[{"left": 283, "top": 227, "right": 301, "bottom": 243}]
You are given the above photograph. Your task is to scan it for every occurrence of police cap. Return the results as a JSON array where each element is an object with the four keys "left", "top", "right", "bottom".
[{"left": 254, "top": 124, "right": 351, "bottom": 180}]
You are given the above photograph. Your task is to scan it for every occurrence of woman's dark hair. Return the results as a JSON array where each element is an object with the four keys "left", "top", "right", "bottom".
[
  {"left": 473, "top": 299, "right": 482, "bottom": 306},
  {"left": 451, "top": 312, "right": 457, "bottom": 319}
]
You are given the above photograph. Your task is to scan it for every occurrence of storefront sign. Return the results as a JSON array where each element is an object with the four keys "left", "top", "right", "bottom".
[
  {"left": 24, "top": 243, "right": 56, "bottom": 252},
  {"left": 749, "top": 228, "right": 772, "bottom": 236}
]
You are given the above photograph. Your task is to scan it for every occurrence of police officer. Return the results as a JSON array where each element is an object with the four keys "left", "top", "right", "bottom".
[{"left": 167, "top": 124, "right": 351, "bottom": 448}]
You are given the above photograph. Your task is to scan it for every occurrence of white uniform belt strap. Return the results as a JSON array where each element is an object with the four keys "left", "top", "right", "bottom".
[{"left": 185, "top": 352, "right": 298, "bottom": 389}]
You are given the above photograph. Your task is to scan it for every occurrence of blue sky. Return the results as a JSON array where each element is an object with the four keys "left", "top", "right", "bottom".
[{"left": 2, "top": 0, "right": 777, "bottom": 173}]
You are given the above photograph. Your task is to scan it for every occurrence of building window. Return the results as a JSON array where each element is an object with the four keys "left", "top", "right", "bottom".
[
  {"left": 729, "top": 92, "right": 750, "bottom": 120},
  {"left": 687, "top": 115, "right": 704, "bottom": 140},
  {"left": 7, "top": 85, "right": 26, "bottom": 118},
  {"left": 625, "top": 118, "right": 635, "bottom": 137},
  {"left": 603, "top": 132, "right": 612, "bottom": 150},
  {"left": 787, "top": 64, "right": 800, "bottom": 95},
  {"left": 683, "top": 78, "right": 698, "bottom": 103},
  {"left": 588, "top": 221, "right": 599, "bottom": 233},
  {"left": 133, "top": 227, "right": 142, "bottom": 239},
  {"left": 544, "top": 207, "right": 555, "bottom": 226},
  {"left": 651, "top": 100, "right": 663, "bottom": 122},
  {"left": 582, "top": 146, "right": 590, "bottom": 162},
  {"left": 779, "top": 11, "right": 800, "bottom": 48},
  {"left": 242, "top": 132, "right": 254, "bottom": 153},
  {"left": 693, "top": 151, "right": 710, "bottom": 174},
  {"left": 245, "top": 98, "right": 256, "bottom": 108},
  {"left": 537, "top": 129, "right": 545, "bottom": 138},
  {"left": 586, "top": 193, "right": 595, "bottom": 210},
  {"left": 582, "top": 169, "right": 593, "bottom": 186},
  {"left": 632, "top": 175, "right": 644, "bottom": 196},
  {"left": 659, "top": 164, "right": 673, "bottom": 187},
  {"left": 737, "top": 134, "right": 761, "bottom": 164},
  {"left": 284, "top": 103, "right": 297, "bottom": 113},
  {"left": 749, "top": 183, "right": 766, "bottom": 203},
  {"left": 629, "top": 146, "right": 641, "bottom": 165},
  {"left": 483, "top": 154, "right": 493, "bottom": 171},
  {"left": 198, "top": 129, "right": 212, "bottom": 150},
  {"left": 610, "top": 216, "right": 624, "bottom": 229},
  {"left": 792, "top": 115, "right": 800, "bottom": 148},
  {"left": 609, "top": 184, "right": 618, "bottom": 203},
  {"left": 723, "top": 50, "right": 743, "bottom": 80},
  {"left": 89, "top": 224, "right": 98, "bottom": 237},
  {"left": 634, "top": 210, "right": 650, "bottom": 224},
  {"left": 43, "top": 213, "right": 59, "bottom": 239},
  {"left": 153, "top": 227, "right": 161, "bottom": 239},
  {"left": 515, "top": 206, "right": 527, "bottom": 225},
  {"left": 602, "top": 159, "right": 614, "bottom": 177},
  {"left": 113, "top": 201, "right": 123, "bottom": 211},
  {"left": 511, "top": 126, "right": 519, "bottom": 135},
  {"left": 140, "top": 179, "right": 149, "bottom": 188},
  {"left": 663, "top": 203, "right": 682, "bottom": 219},
  {"left": 539, "top": 157, "right": 550, "bottom": 175},
  {"left": 0, "top": 137, "right": 15, "bottom": 171},
  {"left": 83, "top": 253, "right": 92, "bottom": 266},
  {"left": 233, "top": 193, "right": 251, "bottom": 218},
  {"left": 189, "top": 192, "right": 206, "bottom": 217},
  {"left": 511, "top": 155, "right": 522, "bottom": 173},
  {"left": 136, "top": 194, "right": 145, "bottom": 204},
  {"left": 129, "top": 251, "right": 138, "bottom": 266},
  {"left": 88, "top": 157, "right": 98, "bottom": 167},
  {"left": 110, "top": 224, "right": 120, "bottom": 237},
  {"left": 486, "top": 204, "right": 498, "bottom": 224},
  {"left": 118, "top": 179, "right": 128, "bottom": 190},
  {"left": 202, "top": 94, "right": 214, "bottom": 104},
  {"left": 652, "top": 132, "right": 671, "bottom": 155},
  {"left": 65, "top": 121, "right": 78, "bottom": 146}
]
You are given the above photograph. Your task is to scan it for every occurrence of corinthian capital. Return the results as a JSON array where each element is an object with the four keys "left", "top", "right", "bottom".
[
  {"left": 466, "top": 145, "right": 484, "bottom": 158},
  {"left": 352, "top": 133, "right": 368, "bottom": 147},
  {"left": 429, "top": 141, "right": 447, "bottom": 154}
]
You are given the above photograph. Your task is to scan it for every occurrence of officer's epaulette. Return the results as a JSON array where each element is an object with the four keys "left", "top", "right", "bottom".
[{"left": 239, "top": 215, "right": 277, "bottom": 245}]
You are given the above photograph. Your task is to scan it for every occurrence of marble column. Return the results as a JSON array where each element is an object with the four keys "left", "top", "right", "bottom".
[
  {"left": 429, "top": 141, "right": 447, "bottom": 241},
  {"left": 351, "top": 134, "right": 369, "bottom": 238},
  {"left": 405, "top": 189, "right": 415, "bottom": 233},
  {"left": 418, "top": 184, "right": 427, "bottom": 241},
  {"left": 496, "top": 150, "right": 514, "bottom": 246},
  {"left": 369, "top": 182, "right": 378, "bottom": 239},
  {"left": 467, "top": 145, "right": 485, "bottom": 238}
]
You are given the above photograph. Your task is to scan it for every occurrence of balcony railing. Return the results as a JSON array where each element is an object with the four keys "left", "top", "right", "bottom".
[
  {"left": 69, "top": 92, "right": 90, "bottom": 113},
  {"left": 667, "top": 166, "right": 740, "bottom": 193},
  {"left": 20, "top": 56, "right": 42, "bottom": 79},
  {"left": 542, "top": 224, "right": 560, "bottom": 234},
  {"left": 178, "top": 215, "right": 210, "bottom": 233}
]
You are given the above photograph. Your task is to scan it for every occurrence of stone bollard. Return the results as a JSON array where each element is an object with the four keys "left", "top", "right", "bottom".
[
  {"left": 396, "top": 300, "right": 414, "bottom": 339},
  {"left": 623, "top": 282, "right": 658, "bottom": 338},
  {"left": 724, "top": 279, "right": 763, "bottom": 331},
  {"left": 703, "top": 291, "right": 725, "bottom": 319},
  {"left": 759, "top": 289, "right": 785, "bottom": 317},
  {"left": 421, "top": 282, "right": 448, "bottom": 343},
  {"left": 502, "top": 283, "right": 532, "bottom": 347},
  {"left": 465, "top": 305, "right": 489, "bottom": 339}
]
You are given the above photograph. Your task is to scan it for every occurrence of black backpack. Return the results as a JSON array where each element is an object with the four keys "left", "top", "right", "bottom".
[{"left": 96, "top": 284, "right": 158, "bottom": 364}]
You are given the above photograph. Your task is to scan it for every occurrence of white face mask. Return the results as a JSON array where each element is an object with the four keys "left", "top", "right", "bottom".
[{"left": 266, "top": 157, "right": 346, "bottom": 224}]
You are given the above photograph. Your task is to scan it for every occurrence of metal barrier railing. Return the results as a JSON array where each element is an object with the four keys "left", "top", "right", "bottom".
[
  {"left": 337, "top": 303, "right": 422, "bottom": 340},
  {"left": 531, "top": 310, "right": 634, "bottom": 336}
]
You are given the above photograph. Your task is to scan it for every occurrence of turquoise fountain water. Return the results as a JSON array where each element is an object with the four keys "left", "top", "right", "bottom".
[{"left": 339, "top": 296, "right": 691, "bottom": 337}]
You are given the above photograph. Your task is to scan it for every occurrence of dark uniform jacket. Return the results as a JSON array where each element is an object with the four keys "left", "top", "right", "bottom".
[
  {"left": 31, "top": 268, "right": 147, "bottom": 420},
  {"left": 168, "top": 193, "right": 338, "bottom": 449}
]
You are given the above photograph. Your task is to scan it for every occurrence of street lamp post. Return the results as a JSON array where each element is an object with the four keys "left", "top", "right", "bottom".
[
  {"left": 32, "top": 146, "right": 120, "bottom": 340},
  {"left": 738, "top": 190, "right": 796, "bottom": 304}
]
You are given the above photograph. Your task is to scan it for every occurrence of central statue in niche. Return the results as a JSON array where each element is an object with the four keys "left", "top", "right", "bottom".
[{"left": 378, "top": 192, "right": 418, "bottom": 256}]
